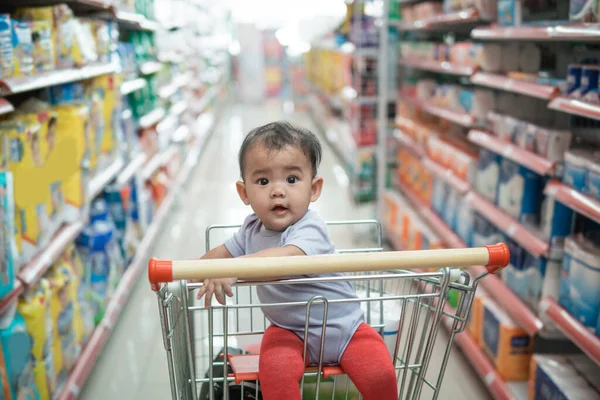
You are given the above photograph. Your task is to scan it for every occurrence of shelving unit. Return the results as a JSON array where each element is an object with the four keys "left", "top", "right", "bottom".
[
  {"left": 471, "top": 24, "right": 600, "bottom": 41},
  {"left": 403, "top": 94, "right": 476, "bottom": 128},
  {"left": 548, "top": 96, "right": 600, "bottom": 121},
  {"left": 400, "top": 58, "right": 475, "bottom": 77},
  {"left": 545, "top": 181, "right": 600, "bottom": 225},
  {"left": 470, "top": 72, "right": 559, "bottom": 100}
]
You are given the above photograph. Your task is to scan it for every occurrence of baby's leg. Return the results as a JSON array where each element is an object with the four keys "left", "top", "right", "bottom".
[
  {"left": 259, "top": 325, "right": 305, "bottom": 400},
  {"left": 340, "top": 323, "right": 398, "bottom": 400}
]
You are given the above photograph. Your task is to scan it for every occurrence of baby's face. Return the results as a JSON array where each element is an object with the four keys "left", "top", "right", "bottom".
[{"left": 237, "top": 143, "right": 322, "bottom": 231}]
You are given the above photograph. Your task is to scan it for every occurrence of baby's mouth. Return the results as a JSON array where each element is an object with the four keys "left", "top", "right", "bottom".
[{"left": 272, "top": 205, "right": 288, "bottom": 214}]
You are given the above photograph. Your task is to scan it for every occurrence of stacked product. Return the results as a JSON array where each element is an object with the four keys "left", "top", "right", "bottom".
[
  {"left": 399, "top": 0, "right": 497, "bottom": 23},
  {"left": 0, "top": 4, "right": 116, "bottom": 80}
]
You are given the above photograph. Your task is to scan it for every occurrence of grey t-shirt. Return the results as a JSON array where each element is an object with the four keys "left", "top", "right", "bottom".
[{"left": 224, "top": 209, "right": 364, "bottom": 365}]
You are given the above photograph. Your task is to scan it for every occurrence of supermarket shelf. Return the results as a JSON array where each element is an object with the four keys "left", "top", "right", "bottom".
[
  {"left": 120, "top": 78, "right": 147, "bottom": 96},
  {"left": 422, "top": 157, "right": 471, "bottom": 194},
  {"left": 396, "top": 8, "right": 482, "bottom": 31},
  {"left": 393, "top": 128, "right": 425, "bottom": 157},
  {"left": 116, "top": 153, "right": 148, "bottom": 186},
  {"left": 0, "top": 281, "right": 24, "bottom": 316},
  {"left": 0, "top": 62, "right": 117, "bottom": 96},
  {"left": 406, "top": 95, "right": 475, "bottom": 127},
  {"left": 3, "top": 0, "right": 111, "bottom": 12},
  {"left": 545, "top": 181, "right": 600, "bottom": 225},
  {"left": 450, "top": 321, "right": 521, "bottom": 400},
  {"left": 393, "top": 128, "right": 471, "bottom": 194},
  {"left": 18, "top": 221, "right": 86, "bottom": 287},
  {"left": 88, "top": 158, "right": 125, "bottom": 200},
  {"left": 396, "top": 186, "right": 467, "bottom": 249},
  {"left": 471, "top": 72, "right": 559, "bottom": 100},
  {"left": 139, "top": 108, "right": 166, "bottom": 129},
  {"left": 548, "top": 96, "right": 600, "bottom": 121},
  {"left": 115, "top": 11, "right": 161, "bottom": 31},
  {"left": 401, "top": 58, "right": 475, "bottom": 77},
  {"left": 57, "top": 101, "right": 223, "bottom": 400},
  {"left": 471, "top": 265, "right": 543, "bottom": 336},
  {"left": 465, "top": 192, "right": 549, "bottom": 257},
  {"left": 468, "top": 130, "right": 556, "bottom": 176},
  {"left": 472, "top": 23, "right": 600, "bottom": 41},
  {"left": 540, "top": 297, "right": 600, "bottom": 365},
  {"left": 141, "top": 146, "right": 179, "bottom": 181},
  {"left": 139, "top": 61, "right": 163, "bottom": 76},
  {"left": 0, "top": 98, "right": 14, "bottom": 115}
]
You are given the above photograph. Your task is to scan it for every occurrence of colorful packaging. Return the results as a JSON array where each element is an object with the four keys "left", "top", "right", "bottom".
[
  {"left": 587, "top": 158, "right": 600, "bottom": 201},
  {"left": 482, "top": 298, "right": 532, "bottom": 381},
  {"left": 472, "top": 212, "right": 502, "bottom": 247},
  {"left": 497, "top": 158, "right": 543, "bottom": 224},
  {"left": 17, "top": 280, "right": 57, "bottom": 400},
  {"left": 467, "top": 286, "right": 488, "bottom": 346},
  {"left": 563, "top": 150, "right": 591, "bottom": 191},
  {"left": 1, "top": 117, "right": 53, "bottom": 263},
  {"left": 50, "top": 103, "right": 90, "bottom": 223},
  {"left": 0, "top": 311, "right": 40, "bottom": 400},
  {"left": 0, "top": 172, "right": 16, "bottom": 301},
  {"left": 565, "top": 235, "right": 600, "bottom": 329},
  {"left": 529, "top": 355, "right": 600, "bottom": 400},
  {"left": 63, "top": 244, "right": 94, "bottom": 344},
  {"left": 577, "top": 66, "right": 600, "bottom": 103},
  {"left": 11, "top": 20, "right": 34, "bottom": 77},
  {"left": 475, "top": 149, "right": 501, "bottom": 202},
  {"left": 567, "top": 64, "right": 584, "bottom": 96},
  {"left": 0, "top": 14, "right": 14, "bottom": 78},
  {"left": 30, "top": 21, "right": 54, "bottom": 73}
]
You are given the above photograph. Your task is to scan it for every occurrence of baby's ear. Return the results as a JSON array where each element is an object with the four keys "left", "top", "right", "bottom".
[
  {"left": 236, "top": 181, "right": 250, "bottom": 205},
  {"left": 310, "top": 176, "right": 324, "bottom": 202}
]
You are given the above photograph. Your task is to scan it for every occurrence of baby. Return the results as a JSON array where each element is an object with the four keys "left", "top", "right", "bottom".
[{"left": 197, "top": 121, "right": 397, "bottom": 400}]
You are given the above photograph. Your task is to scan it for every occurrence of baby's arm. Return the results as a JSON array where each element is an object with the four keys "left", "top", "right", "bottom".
[{"left": 196, "top": 245, "right": 305, "bottom": 306}]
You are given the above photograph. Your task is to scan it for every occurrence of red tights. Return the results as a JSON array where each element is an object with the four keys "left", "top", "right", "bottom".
[{"left": 258, "top": 323, "right": 398, "bottom": 400}]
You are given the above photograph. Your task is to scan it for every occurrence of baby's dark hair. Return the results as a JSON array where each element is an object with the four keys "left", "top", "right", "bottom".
[{"left": 238, "top": 121, "right": 322, "bottom": 179}]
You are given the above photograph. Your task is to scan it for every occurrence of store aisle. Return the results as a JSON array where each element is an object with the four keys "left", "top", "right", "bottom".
[{"left": 80, "top": 101, "right": 490, "bottom": 399}]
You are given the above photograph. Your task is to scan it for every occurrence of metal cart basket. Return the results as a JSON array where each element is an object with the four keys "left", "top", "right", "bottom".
[{"left": 148, "top": 220, "right": 508, "bottom": 400}]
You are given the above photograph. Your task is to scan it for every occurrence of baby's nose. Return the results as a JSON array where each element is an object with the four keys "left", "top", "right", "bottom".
[{"left": 271, "top": 185, "right": 285, "bottom": 197}]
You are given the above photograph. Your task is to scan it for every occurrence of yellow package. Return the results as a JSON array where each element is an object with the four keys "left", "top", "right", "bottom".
[
  {"left": 47, "top": 266, "right": 75, "bottom": 383},
  {"left": 30, "top": 20, "right": 55, "bottom": 73},
  {"left": 0, "top": 117, "right": 53, "bottom": 262},
  {"left": 46, "top": 103, "right": 90, "bottom": 223},
  {"left": 481, "top": 298, "right": 532, "bottom": 381},
  {"left": 467, "top": 286, "right": 488, "bottom": 346},
  {"left": 17, "top": 279, "right": 58, "bottom": 400},
  {"left": 63, "top": 244, "right": 95, "bottom": 343}
]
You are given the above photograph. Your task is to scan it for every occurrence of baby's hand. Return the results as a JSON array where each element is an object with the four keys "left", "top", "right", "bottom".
[{"left": 196, "top": 277, "right": 237, "bottom": 307}]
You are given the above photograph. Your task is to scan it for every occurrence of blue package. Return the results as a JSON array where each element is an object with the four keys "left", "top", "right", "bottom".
[
  {"left": 541, "top": 196, "right": 575, "bottom": 252},
  {"left": 0, "top": 311, "right": 41, "bottom": 400},
  {"left": 443, "top": 189, "right": 459, "bottom": 231},
  {"left": 46, "top": 82, "right": 85, "bottom": 105},
  {"left": 458, "top": 89, "right": 474, "bottom": 113},
  {"left": 0, "top": 171, "right": 16, "bottom": 301},
  {"left": 472, "top": 213, "right": 502, "bottom": 247},
  {"left": 475, "top": 149, "right": 501, "bottom": 203},
  {"left": 579, "top": 66, "right": 600, "bottom": 103},
  {"left": 532, "top": 358, "right": 570, "bottom": 400},
  {"left": 498, "top": 0, "right": 520, "bottom": 27},
  {"left": 497, "top": 158, "right": 543, "bottom": 224},
  {"left": 559, "top": 236, "right": 577, "bottom": 311},
  {"left": 0, "top": 14, "right": 14, "bottom": 78},
  {"left": 563, "top": 150, "right": 589, "bottom": 191},
  {"left": 586, "top": 158, "right": 600, "bottom": 201},
  {"left": 567, "top": 64, "right": 583, "bottom": 96},
  {"left": 568, "top": 237, "right": 600, "bottom": 329}
]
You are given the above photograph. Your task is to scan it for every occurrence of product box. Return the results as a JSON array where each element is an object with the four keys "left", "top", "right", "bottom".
[
  {"left": 561, "top": 235, "right": 600, "bottom": 329},
  {"left": 472, "top": 212, "right": 502, "bottom": 247},
  {"left": 540, "top": 196, "right": 575, "bottom": 251},
  {"left": 11, "top": 19, "right": 34, "bottom": 77},
  {"left": 529, "top": 355, "right": 600, "bottom": 400},
  {"left": 0, "top": 311, "right": 40, "bottom": 400},
  {"left": 1, "top": 117, "right": 55, "bottom": 263},
  {"left": 497, "top": 158, "right": 544, "bottom": 224},
  {"left": 474, "top": 148, "right": 501, "bottom": 203},
  {"left": 467, "top": 286, "right": 488, "bottom": 346},
  {"left": 570, "top": 0, "right": 600, "bottom": 22},
  {"left": 49, "top": 103, "right": 90, "bottom": 223},
  {"left": 0, "top": 14, "right": 14, "bottom": 79},
  {"left": 0, "top": 171, "right": 16, "bottom": 300},
  {"left": 482, "top": 298, "right": 532, "bottom": 381}
]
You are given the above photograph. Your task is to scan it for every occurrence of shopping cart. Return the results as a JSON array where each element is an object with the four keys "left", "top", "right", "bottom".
[{"left": 148, "top": 220, "right": 509, "bottom": 400}]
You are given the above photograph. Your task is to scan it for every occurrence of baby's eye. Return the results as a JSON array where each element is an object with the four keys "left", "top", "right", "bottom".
[
  {"left": 257, "top": 178, "right": 269, "bottom": 186},
  {"left": 286, "top": 176, "right": 298, "bottom": 184}
]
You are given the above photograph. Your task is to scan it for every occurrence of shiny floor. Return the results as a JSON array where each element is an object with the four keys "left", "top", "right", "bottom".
[{"left": 80, "top": 101, "right": 491, "bottom": 399}]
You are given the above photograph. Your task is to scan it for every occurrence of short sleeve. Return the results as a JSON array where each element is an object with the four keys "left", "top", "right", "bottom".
[
  {"left": 282, "top": 211, "right": 334, "bottom": 256},
  {"left": 224, "top": 213, "right": 258, "bottom": 257}
]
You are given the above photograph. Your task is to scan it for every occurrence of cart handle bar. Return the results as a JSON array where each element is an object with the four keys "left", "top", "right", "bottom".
[{"left": 148, "top": 244, "right": 509, "bottom": 291}]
